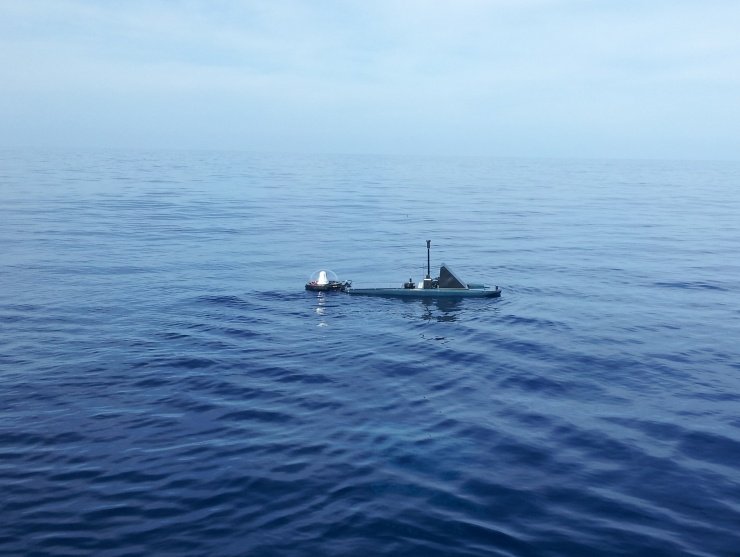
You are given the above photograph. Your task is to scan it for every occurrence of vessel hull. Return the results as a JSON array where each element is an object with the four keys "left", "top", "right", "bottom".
[
  {"left": 305, "top": 282, "right": 348, "bottom": 292},
  {"left": 347, "top": 287, "right": 501, "bottom": 298}
]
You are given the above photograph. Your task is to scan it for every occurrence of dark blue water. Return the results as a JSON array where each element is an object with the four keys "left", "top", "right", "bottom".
[{"left": 1, "top": 150, "right": 739, "bottom": 556}]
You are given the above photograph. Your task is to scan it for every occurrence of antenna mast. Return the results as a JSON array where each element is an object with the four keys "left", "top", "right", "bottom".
[{"left": 426, "top": 240, "right": 431, "bottom": 279}]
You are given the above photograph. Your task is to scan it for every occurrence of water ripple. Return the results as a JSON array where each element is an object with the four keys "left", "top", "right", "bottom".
[{"left": 1, "top": 152, "right": 739, "bottom": 556}]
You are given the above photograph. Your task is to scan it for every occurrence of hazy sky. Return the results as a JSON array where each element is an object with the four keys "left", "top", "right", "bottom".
[{"left": 2, "top": 0, "right": 739, "bottom": 159}]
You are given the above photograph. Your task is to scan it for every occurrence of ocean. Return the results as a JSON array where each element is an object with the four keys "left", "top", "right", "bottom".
[{"left": 1, "top": 150, "right": 739, "bottom": 556}]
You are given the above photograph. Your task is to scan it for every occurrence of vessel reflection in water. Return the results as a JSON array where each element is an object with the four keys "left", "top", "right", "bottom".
[{"left": 404, "top": 297, "right": 463, "bottom": 323}]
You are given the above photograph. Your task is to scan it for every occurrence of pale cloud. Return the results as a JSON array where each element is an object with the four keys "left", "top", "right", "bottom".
[{"left": 1, "top": 0, "right": 739, "bottom": 158}]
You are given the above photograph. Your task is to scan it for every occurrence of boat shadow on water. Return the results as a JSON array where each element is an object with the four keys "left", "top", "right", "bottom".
[
  {"left": 308, "top": 291, "right": 475, "bottom": 324},
  {"left": 403, "top": 296, "right": 463, "bottom": 322}
]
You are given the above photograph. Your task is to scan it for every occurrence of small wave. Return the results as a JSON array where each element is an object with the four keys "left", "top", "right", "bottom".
[
  {"left": 219, "top": 408, "right": 295, "bottom": 424},
  {"left": 501, "top": 314, "right": 572, "bottom": 330},
  {"left": 143, "top": 356, "right": 220, "bottom": 370},
  {"left": 677, "top": 430, "right": 740, "bottom": 469},
  {"left": 653, "top": 280, "right": 729, "bottom": 291},
  {"left": 192, "top": 295, "right": 259, "bottom": 310}
]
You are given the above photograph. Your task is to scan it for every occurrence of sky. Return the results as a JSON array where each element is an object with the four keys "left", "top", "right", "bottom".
[{"left": 1, "top": 0, "right": 739, "bottom": 159}]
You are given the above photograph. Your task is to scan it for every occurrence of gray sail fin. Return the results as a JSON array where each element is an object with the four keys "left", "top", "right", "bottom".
[{"left": 438, "top": 264, "right": 468, "bottom": 289}]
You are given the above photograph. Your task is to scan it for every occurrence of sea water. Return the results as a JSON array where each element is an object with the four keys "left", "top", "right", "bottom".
[{"left": 1, "top": 150, "right": 739, "bottom": 556}]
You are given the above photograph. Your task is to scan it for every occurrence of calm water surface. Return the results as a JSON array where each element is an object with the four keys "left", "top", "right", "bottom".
[{"left": 1, "top": 151, "right": 739, "bottom": 556}]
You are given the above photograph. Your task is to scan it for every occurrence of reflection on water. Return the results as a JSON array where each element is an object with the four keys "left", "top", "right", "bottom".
[
  {"left": 310, "top": 291, "right": 467, "bottom": 324},
  {"left": 313, "top": 291, "right": 328, "bottom": 326},
  {"left": 401, "top": 297, "right": 463, "bottom": 322},
  {"left": 422, "top": 297, "right": 462, "bottom": 322}
]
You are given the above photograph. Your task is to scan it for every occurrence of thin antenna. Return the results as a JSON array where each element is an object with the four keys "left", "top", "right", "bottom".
[{"left": 426, "top": 240, "right": 431, "bottom": 278}]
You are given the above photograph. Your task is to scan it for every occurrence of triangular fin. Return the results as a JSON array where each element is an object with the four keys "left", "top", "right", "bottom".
[{"left": 438, "top": 264, "right": 467, "bottom": 289}]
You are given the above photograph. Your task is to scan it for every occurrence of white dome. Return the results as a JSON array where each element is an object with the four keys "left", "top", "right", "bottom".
[{"left": 309, "top": 269, "right": 339, "bottom": 283}]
